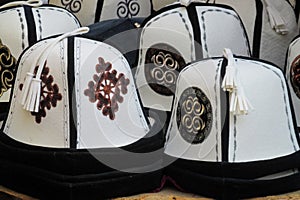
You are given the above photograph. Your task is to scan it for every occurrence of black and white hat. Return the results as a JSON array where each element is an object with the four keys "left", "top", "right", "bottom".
[
  {"left": 0, "top": 28, "right": 164, "bottom": 199},
  {"left": 135, "top": 1, "right": 250, "bottom": 112},
  {"left": 164, "top": 48, "right": 300, "bottom": 199},
  {"left": 0, "top": 0, "right": 81, "bottom": 116},
  {"left": 285, "top": 35, "right": 300, "bottom": 130},
  {"left": 201, "top": 0, "right": 298, "bottom": 69}
]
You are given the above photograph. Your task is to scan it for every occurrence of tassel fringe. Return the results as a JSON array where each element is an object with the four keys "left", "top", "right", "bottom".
[
  {"left": 264, "top": 0, "right": 288, "bottom": 34},
  {"left": 222, "top": 48, "right": 253, "bottom": 116},
  {"left": 20, "top": 27, "right": 89, "bottom": 113},
  {"left": 23, "top": 78, "right": 41, "bottom": 113},
  {"left": 221, "top": 64, "right": 237, "bottom": 92},
  {"left": 20, "top": 72, "right": 34, "bottom": 106}
]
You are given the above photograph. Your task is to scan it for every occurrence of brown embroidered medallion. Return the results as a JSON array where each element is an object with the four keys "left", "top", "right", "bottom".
[
  {"left": 0, "top": 39, "right": 16, "bottom": 97},
  {"left": 291, "top": 55, "right": 300, "bottom": 98},
  {"left": 84, "top": 57, "right": 130, "bottom": 120},
  {"left": 19, "top": 62, "right": 62, "bottom": 123},
  {"left": 145, "top": 44, "right": 186, "bottom": 96},
  {"left": 176, "top": 87, "right": 212, "bottom": 144}
]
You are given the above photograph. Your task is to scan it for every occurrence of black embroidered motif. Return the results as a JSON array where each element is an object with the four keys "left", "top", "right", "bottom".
[
  {"left": 117, "top": 0, "right": 140, "bottom": 18},
  {"left": 145, "top": 44, "right": 186, "bottom": 96},
  {"left": 176, "top": 87, "right": 212, "bottom": 144},
  {"left": 19, "top": 63, "right": 62, "bottom": 123},
  {"left": 84, "top": 57, "right": 130, "bottom": 120},
  {"left": 0, "top": 39, "right": 16, "bottom": 97},
  {"left": 61, "top": 0, "right": 82, "bottom": 13},
  {"left": 291, "top": 55, "right": 300, "bottom": 99}
]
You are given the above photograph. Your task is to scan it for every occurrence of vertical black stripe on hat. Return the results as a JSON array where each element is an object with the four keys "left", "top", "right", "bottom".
[
  {"left": 252, "top": 0, "right": 263, "bottom": 58},
  {"left": 187, "top": 4, "right": 203, "bottom": 60},
  {"left": 24, "top": 5, "right": 37, "bottom": 46},
  {"left": 95, "top": 0, "right": 104, "bottom": 23},
  {"left": 68, "top": 36, "right": 77, "bottom": 149},
  {"left": 220, "top": 57, "right": 230, "bottom": 162}
]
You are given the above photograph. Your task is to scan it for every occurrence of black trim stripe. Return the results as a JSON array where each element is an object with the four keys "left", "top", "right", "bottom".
[
  {"left": 252, "top": 0, "right": 263, "bottom": 58},
  {"left": 94, "top": 0, "right": 104, "bottom": 23},
  {"left": 23, "top": 5, "right": 37, "bottom": 46},
  {"left": 220, "top": 57, "right": 229, "bottom": 162},
  {"left": 67, "top": 37, "right": 77, "bottom": 149},
  {"left": 187, "top": 4, "right": 203, "bottom": 60}
]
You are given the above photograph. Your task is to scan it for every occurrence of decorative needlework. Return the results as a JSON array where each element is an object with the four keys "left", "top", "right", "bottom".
[
  {"left": 145, "top": 44, "right": 186, "bottom": 96},
  {"left": 117, "top": 0, "right": 140, "bottom": 18},
  {"left": 291, "top": 55, "right": 300, "bottom": 99},
  {"left": 61, "top": 0, "right": 83, "bottom": 13},
  {"left": 19, "top": 63, "right": 62, "bottom": 123},
  {"left": 176, "top": 87, "right": 213, "bottom": 144},
  {"left": 0, "top": 39, "right": 16, "bottom": 97},
  {"left": 84, "top": 57, "right": 130, "bottom": 120}
]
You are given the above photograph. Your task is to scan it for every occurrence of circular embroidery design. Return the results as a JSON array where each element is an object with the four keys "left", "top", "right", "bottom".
[
  {"left": 117, "top": 0, "right": 140, "bottom": 18},
  {"left": 84, "top": 57, "right": 130, "bottom": 120},
  {"left": 19, "top": 63, "right": 63, "bottom": 124},
  {"left": 145, "top": 44, "right": 186, "bottom": 96},
  {"left": 61, "top": 0, "right": 82, "bottom": 13},
  {"left": 176, "top": 87, "right": 213, "bottom": 144},
  {"left": 0, "top": 39, "right": 16, "bottom": 97},
  {"left": 291, "top": 55, "right": 300, "bottom": 99}
]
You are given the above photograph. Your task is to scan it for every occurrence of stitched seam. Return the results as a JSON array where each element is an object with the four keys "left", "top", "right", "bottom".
[
  {"left": 233, "top": 60, "right": 298, "bottom": 154},
  {"left": 139, "top": 10, "right": 194, "bottom": 67},
  {"left": 38, "top": 7, "right": 80, "bottom": 27},
  {"left": 200, "top": 8, "right": 250, "bottom": 57},
  {"left": 16, "top": 9, "right": 26, "bottom": 50},
  {"left": 35, "top": 9, "right": 42, "bottom": 40},
  {"left": 215, "top": 59, "right": 222, "bottom": 161},
  {"left": 4, "top": 41, "right": 47, "bottom": 133}
]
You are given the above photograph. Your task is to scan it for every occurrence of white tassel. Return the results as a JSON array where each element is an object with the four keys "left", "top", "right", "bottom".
[
  {"left": 20, "top": 72, "right": 34, "bottom": 106},
  {"left": 23, "top": 78, "right": 41, "bottom": 113},
  {"left": 229, "top": 83, "right": 253, "bottom": 115},
  {"left": 222, "top": 48, "right": 253, "bottom": 116},
  {"left": 264, "top": 0, "right": 288, "bottom": 35},
  {"left": 222, "top": 48, "right": 237, "bottom": 92},
  {"left": 221, "top": 64, "right": 237, "bottom": 92},
  {"left": 21, "top": 27, "right": 90, "bottom": 113}
]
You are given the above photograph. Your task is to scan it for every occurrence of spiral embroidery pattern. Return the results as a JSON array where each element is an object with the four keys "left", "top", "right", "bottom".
[
  {"left": 61, "top": 0, "right": 82, "bottom": 13},
  {"left": 19, "top": 63, "right": 63, "bottom": 124},
  {"left": 117, "top": 0, "right": 140, "bottom": 18},
  {"left": 145, "top": 44, "right": 186, "bottom": 96},
  {"left": 176, "top": 87, "right": 212, "bottom": 144},
  {"left": 84, "top": 57, "right": 130, "bottom": 120},
  {"left": 291, "top": 55, "right": 300, "bottom": 98},
  {"left": 0, "top": 40, "right": 16, "bottom": 97}
]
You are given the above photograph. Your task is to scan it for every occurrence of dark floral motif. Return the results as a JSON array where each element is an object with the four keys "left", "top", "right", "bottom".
[
  {"left": 61, "top": 0, "right": 82, "bottom": 13},
  {"left": 145, "top": 44, "right": 186, "bottom": 96},
  {"left": 291, "top": 55, "right": 300, "bottom": 99},
  {"left": 0, "top": 39, "right": 16, "bottom": 97},
  {"left": 176, "top": 87, "right": 212, "bottom": 144},
  {"left": 19, "top": 62, "right": 62, "bottom": 123},
  {"left": 117, "top": 0, "right": 140, "bottom": 18},
  {"left": 84, "top": 57, "right": 130, "bottom": 120}
]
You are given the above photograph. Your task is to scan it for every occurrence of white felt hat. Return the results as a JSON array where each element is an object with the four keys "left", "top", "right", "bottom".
[{"left": 135, "top": 2, "right": 251, "bottom": 112}]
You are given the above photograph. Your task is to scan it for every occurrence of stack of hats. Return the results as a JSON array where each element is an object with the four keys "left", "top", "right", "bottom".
[{"left": 0, "top": 0, "right": 300, "bottom": 199}]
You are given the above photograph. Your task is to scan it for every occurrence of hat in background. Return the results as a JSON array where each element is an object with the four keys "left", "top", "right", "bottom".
[
  {"left": 0, "top": 0, "right": 81, "bottom": 119},
  {"left": 202, "top": 0, "right": 298, "bottom": 69},
  {"left": 135, "top": 1, "right": 250, "bottom": 112},
  {"left": 285, "top": 35, "right": 300, "bottom": 130}
]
